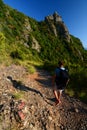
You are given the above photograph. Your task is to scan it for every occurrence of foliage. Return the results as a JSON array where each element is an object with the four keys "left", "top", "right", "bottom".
[
  {"left": 66, "top": 66, "right": 87, "bottom": 103},
  {"left": 0, "top": 0, "right": 87, "bottom": 103},
  {"left": 0, "top": 32, "right": 8, "bottom": 62}
]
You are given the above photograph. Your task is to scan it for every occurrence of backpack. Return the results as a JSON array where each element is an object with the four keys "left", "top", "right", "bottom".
[{"left": 55, "top": 67, "right": 69, "bottom": 88}]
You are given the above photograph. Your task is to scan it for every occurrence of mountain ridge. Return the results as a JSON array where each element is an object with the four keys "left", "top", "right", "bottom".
[
  {"left": 0, "top": 0, "right": 86, "bottom": 65},
  {"left": 0, "top": 1, "right": 87, "bottom": 129}
]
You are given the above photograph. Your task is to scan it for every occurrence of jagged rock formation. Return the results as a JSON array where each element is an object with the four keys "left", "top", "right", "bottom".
[
  {"left": 0, "top": 0, "right": 86, "bottom": 64},
  {"left": 23, "top": 18, "right": 41, "bottom": 52},
  {"left": 31, "top": 36, "right": 41, "bottom": 52},
  {"left": 45, "top": 12, "right": 71, "bottom": 42}
]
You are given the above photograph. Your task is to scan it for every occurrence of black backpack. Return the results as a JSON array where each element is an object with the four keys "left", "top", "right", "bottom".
[{"left": 55, "top": 68, "right": 69, "bottom": 87}]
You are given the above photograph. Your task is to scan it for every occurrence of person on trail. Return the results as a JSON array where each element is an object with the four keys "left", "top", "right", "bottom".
[{"left": 52, "top": 61, "right": 69, "bottom": 105}]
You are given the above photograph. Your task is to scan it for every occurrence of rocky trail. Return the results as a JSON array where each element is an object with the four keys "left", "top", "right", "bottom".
[{"left": 0, "top": 64, "right": 87, "bottom": 130}]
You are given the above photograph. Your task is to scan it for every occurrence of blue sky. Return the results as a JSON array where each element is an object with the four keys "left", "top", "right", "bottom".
[{"left": 3, "top": 0, "right": 87, "bottom": 48}]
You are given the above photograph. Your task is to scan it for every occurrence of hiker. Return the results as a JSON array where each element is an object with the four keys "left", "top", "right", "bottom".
[{"left": 52, "top": 61, "right": 69, "bottom": 105}]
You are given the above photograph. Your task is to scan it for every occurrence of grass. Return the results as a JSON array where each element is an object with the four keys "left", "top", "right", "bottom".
[
  {"left": 13, "top": 91, "right": 25, "bottom": 100},
  {"left": 0, "top": 40, "right": 87, "bottom": 104},
  {"left": 65, "top": 89, "right": 74, "bottom": 97}
]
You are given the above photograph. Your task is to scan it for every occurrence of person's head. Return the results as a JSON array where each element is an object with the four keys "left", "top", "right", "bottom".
[{"left": 58, "top": 61, "right": 64, "bottom": 67}]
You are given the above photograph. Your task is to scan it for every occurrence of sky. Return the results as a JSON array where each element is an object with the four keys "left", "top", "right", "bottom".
[{"left": 3, "top": 0, "right": 87, "bottom": 48}]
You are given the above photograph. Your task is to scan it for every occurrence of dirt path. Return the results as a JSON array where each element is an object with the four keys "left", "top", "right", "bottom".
[{"left": 0, "top": 64, "right": 87, "bottom": 130}]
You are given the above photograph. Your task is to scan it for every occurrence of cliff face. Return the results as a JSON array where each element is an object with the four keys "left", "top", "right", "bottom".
[{"left": 45, "top": 12, "right": 71, "bottom": 42}]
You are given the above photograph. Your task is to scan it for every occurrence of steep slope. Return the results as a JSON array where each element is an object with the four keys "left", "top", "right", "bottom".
[
  {"left": 0, "top": 0, "right": 87, "bottom": 103},
  {"left": 0, "top": 64, "right": 87, "bottom": 130},
  {"left": 0, "top": 0, "right": 86, "bottom": 65}
]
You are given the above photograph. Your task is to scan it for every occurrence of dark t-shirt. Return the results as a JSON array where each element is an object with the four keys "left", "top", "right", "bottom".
[{"left": 55, "top": 67, "right": 68, "bottom": 90}]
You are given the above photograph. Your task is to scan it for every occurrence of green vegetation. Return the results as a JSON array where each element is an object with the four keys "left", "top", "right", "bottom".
[
  {"left": 13, "top": 91, "right": 25, "bottom": 100},
  {"left": 67, "top": 66, "right": 87, "bottom": 103},
  {"left": 0, "top": 0, "right": 87, "bottom": 103}
]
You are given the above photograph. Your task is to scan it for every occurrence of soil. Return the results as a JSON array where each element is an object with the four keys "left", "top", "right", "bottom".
[{"left": 0, "top": 64, "right": 87, "bottom": 130}]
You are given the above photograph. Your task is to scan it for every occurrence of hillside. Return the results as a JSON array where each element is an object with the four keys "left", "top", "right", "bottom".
[
  {"left": 0, "top": 0, "right": 87, "bottom": 109},
  {"left": 0, "top": 64, "right": 87, "bottom": 130},
  {"left": 0, "top": 0, "right": 86, "bottom": 65}
]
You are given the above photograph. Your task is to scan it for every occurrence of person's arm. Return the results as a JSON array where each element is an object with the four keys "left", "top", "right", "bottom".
[{"left": 52, "top": 74, "right": 56, "bottom": 87}]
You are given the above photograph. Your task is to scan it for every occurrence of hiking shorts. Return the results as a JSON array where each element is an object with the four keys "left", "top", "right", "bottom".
[{"left": 54, "top": 83, "right": 65, "bottom": 91}]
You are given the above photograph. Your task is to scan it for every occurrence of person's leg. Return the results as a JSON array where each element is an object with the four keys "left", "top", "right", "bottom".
[
  {"left": 53, "top": 84, "right": 59, "bottom": 101},
  {"left": 53, "top": 90, "right": 59, "bottom": 101},
  {"left": 53, "top": 85, "right": 63, "bottom": 105},
  {"left": 57, "top": 90, "right": 62, "bottom": 103}
]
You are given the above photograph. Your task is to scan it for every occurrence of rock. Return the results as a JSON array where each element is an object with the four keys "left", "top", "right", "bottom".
[
  {"left": 75, "top": 108, "right": 79, "bottom": 113},
  {"left": 0, "top": 64, "right": 87, "bottom": 130},
  {"left": 45, "top": 12, "right": 71, "bottom": 42}
]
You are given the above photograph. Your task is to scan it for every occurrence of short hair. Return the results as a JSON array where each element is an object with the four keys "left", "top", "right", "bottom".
[{"left": 58, "top": 61, "right": 64, "bottom": 67}]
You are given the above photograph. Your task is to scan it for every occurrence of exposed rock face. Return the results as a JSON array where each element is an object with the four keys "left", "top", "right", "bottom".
[
  {"left": 45, "top": 12, "right": 71, "bottom": 42},
  {"left": 32, "top": 36, "right": 41, "bottom": 52},
  {"left": 22, "top": 18, "right": 41, "bottom": 52}
]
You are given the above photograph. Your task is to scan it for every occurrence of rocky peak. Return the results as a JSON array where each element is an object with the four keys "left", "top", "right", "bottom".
[
  {"left": 53, "top": 11, "right": 62, "bottom": 22},
  {"left": 45, "top": 11, "right": 62, "bottom": 22},
  {"left": 45, "top": 12, "right": 71, "bottom": 42}
]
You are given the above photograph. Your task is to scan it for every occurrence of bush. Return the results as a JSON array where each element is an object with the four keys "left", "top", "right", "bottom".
[{"left": 10, "top": 49, "right": 25, "bottom": 60}]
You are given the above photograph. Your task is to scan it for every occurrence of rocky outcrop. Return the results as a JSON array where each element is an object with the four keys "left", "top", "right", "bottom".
[
  {"left": 32, "top": 36, "right": 41, "bottom": 52},
  {"left": 45, "top": 12, "right": 71, "bottom": 42},
  {"left": 22, "top": 18, "right": 41, "bottom": 52}
]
